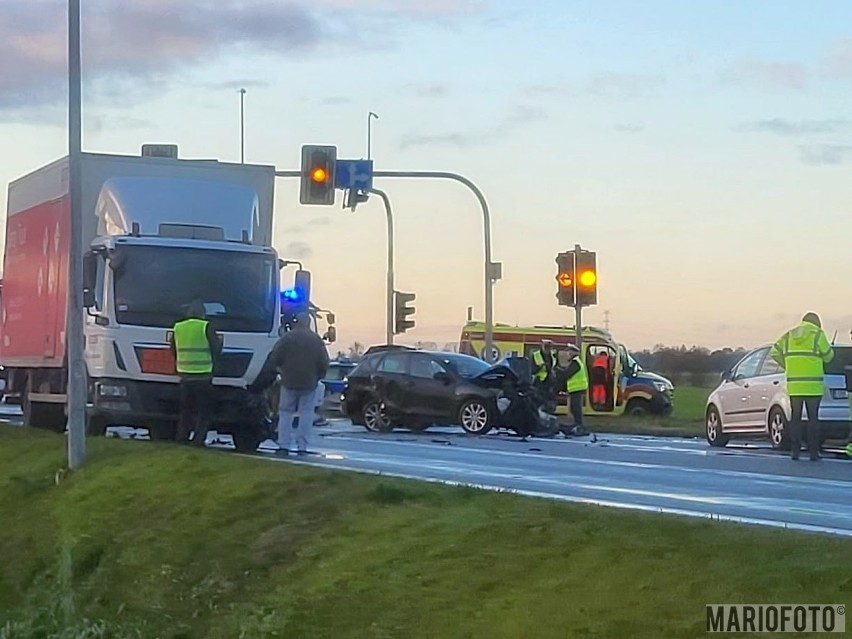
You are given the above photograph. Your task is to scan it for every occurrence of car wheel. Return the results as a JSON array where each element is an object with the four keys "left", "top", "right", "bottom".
[
  {"left": 363, "top": 401, "right": 393, "bottom": 433},
  {"left": 626, "top": 398, "right": 650, "bottom": 416},
  {"left": 459, "top": 399, "right": 492, "bottom": 435},
  {"left": 768, "top": 407, "right": 790, "bottom": 451},
  {"left": 705, "top": 405, "right": 728, "bottom": 447}
]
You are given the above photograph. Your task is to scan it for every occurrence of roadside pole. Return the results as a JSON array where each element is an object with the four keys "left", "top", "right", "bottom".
[
  {"left": 574, "top": 243, "right": 582, "bottom": 355},
  {"left": 67, "top": 0, "right": 86, "bottom": 468},
  {"left": 369, "top": 188, "right": 395, "bottom": 345}
]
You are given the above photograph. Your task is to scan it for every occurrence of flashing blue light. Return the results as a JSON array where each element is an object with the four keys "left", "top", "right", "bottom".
[{"left": 281, "top": 288, "right": 303, "bottom": 303}]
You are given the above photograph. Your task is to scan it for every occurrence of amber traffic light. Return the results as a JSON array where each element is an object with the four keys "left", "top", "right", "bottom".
[
  {"left": 576, "top": 251, "right": 597, "bottom": 306},
  {"left": 555, "top": 252, "right": 575, "bottom": 306},
  {"left": 300, "top": 145, "right": 337, "bottom": 205}
]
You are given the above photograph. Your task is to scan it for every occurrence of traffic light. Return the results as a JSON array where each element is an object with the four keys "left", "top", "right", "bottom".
[
  {"left": 555, "top": 252, "right": 575, "bottom": 307},
  {"left": 576, "top": 251, "right": 597, "bottom": 306},
  {"left": 299, "top": 145, "right": 337, "bottom": 205},
  {"left": 394, "top": 291, "right": 416, "bottom": 335}
]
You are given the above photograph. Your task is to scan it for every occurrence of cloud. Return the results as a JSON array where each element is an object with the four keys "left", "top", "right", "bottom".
[
  {"left": 318, "top": 96, "right": 354, "bottom": 106},
  {"left": 0, "top": 0, "right": 480, "bottom": 121},
  {"left": 585, "top": 73, "right": 665, "bottom": 98},
  {"left": 798, "top": 144, "right": 852, "bottom": 166},
  {"left": 723, "top": 60, "right": 808, "bottom": 90},
  {"left": 414, "top": 83, "right": 451, "bottom": 98},
  {"left": 735, "top": 118, "right": 851, "bottom": 136},
  {"left": 202, "top": 79, "right": 271, "bottom": 91},
  {"left": 614, "top": 123, "right": 645, "bottom": 134},
  {"left": 281, "top": 241, "right": 313, "bottom": 260},
  {"left": 399, "top": 105, "right": 547, "bottom": 149},
  {"left": 823, "top": 39, "right": 852, "bottom": 78}
]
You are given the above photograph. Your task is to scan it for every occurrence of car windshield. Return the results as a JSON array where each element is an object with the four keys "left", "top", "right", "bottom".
[
  {"left": 439, "top": 354, "right": 491, "bottom": 379},
  {"left": 111, "top": 245, "right": 277, "bottom": 332}
]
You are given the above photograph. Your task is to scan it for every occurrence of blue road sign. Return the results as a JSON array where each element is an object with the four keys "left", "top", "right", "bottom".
[{"left": 335, "top": 159, "right": 373, "bottom": 192}]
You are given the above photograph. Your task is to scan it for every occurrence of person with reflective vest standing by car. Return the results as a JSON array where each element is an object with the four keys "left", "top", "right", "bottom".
[
  {"left": 770, "top": 312, "right": 833, "bottom": 461},
  {"left": 562, "top": 344, "right": 589, "bottom": 436},
  {"left": 532, "top": 339, "right": 556, "bottom": 399},
  {"left": 169, "top": 300, "right": 222, "bottom": 446}
]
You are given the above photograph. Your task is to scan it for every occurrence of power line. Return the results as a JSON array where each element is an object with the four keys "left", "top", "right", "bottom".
[{"left": 603, "top": 310, "right": 611, "bottom": 331}]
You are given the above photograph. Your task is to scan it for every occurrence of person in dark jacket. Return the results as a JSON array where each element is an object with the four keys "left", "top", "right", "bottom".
[
  {"left": 169, "top": 300, "right": 222, "bottom": 445},
  {"left": 251, "top": 312, "right": 329, "bottom": 455}
]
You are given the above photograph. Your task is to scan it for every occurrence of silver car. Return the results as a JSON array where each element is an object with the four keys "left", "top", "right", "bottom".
[{"left": 705, "top": 345, "right": 851, "bottom": 449}]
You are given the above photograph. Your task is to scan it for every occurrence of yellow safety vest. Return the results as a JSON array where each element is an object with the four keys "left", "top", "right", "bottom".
[
  {"left": 566, "top": 357, "right": 589, "bottom": 393},
  {"left": 173, "top": 318, "right": 213, "bottom": 375},
  {"left": 770, "top": 321, "right": 833, "bottom": 397},
  {"left": 532, "top": 350, "right": 550, "bottom": 381}
]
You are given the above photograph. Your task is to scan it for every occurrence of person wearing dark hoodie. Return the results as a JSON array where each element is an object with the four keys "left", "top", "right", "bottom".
[
  {"left": 251, "top": 311, "right": 329, "bottom": 455},
  {"left": 770, "top": 312, "right": 834, "bottom": 461}
]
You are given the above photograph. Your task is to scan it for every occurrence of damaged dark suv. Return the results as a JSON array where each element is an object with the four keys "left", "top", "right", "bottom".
[{"left": 341, "top": 345, "right": 553, "bottom": 435}]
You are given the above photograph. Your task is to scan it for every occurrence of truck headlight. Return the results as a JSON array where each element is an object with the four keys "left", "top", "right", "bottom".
[
  {"left": 98, "top": 384, "right": 128, "bottom": 398},
  {"left": 653, "top": 381, "right": 672, "bottom": 393}
]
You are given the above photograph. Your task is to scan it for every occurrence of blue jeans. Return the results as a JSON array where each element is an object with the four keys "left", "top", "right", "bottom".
[{"left": 278, "top": 387, "right": 316, "bottom": 452}]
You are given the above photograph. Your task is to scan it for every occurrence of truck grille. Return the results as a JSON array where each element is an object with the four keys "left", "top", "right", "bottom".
[{"left": 134, "top": 346, "right": 252, "bottom": 378}]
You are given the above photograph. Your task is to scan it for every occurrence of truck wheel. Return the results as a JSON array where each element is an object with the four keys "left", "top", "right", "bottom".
[
  {"left": 86, "top": 416, "right": 108, "bottom": 437},
  {"left": 24, "top": 400, "right": 66, "bottom": 432},
  {"left": 148, "top": 421, "right": 176, "bottom": 442},
  {"left": 232, "top": 429, "right": 263, "bottom": 453}
]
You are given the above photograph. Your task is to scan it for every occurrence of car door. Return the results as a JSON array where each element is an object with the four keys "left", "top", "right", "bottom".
[
  {"left": 406, "top": 354, "right": 456, "bottom": 420},
  {"left": 719, "top": 349, "right": 764, "bottom": 431},
  {"left": 374, "top": 352, "right": 412, "bottom": 419},
  {"left": 744, "top": 347, "right": 781, "bottom": 431}
]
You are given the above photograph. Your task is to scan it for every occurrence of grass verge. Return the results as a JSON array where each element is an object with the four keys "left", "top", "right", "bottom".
[{"left": 2, "top": 426, "right": 851, "bottom": 639}]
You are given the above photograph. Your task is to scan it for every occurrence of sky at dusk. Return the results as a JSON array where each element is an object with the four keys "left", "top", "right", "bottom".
[{"left": 2, "top": 0, "right": 852, "bottom": 352}]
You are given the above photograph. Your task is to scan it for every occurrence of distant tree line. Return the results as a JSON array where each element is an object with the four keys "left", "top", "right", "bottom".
[{"left": 631, "top": 345, "right": 750, "bottom": 386}]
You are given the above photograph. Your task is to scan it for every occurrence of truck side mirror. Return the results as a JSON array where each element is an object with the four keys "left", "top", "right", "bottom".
[
  {"left": 83, "top": 252, "right": 97, "bottom": 309},
  {"left": 326, "top": 312, "right": 335, "bottom": 325},
  {"left": 324, "top": 326, "right": 337, "bottom": 344}
]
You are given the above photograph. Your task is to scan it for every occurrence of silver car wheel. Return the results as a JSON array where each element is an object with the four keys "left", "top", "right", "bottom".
[{"left": 461, "top": 401, "right": 489, "bottom": 434}]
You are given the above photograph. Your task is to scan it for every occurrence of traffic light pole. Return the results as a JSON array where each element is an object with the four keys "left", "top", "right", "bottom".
[
  {"left": 574, "top": 243, "right": 583, "bottom": 355},
  {"left": 275, "top": 168, "right": 500, "bottom": 362},
  {"left": 371, "top": 170, "right": 498, "bottom": 362},
  {"left": 369, "top": 188, "right": 395, "bottom": 345}
]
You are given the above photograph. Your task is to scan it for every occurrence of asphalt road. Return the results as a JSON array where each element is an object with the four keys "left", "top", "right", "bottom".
[
  {"left": 261, "top": 420, "right": 852, "bottom": 538},
  {"left": 5, "top": 403, "right": 851, "bottom": 537}
]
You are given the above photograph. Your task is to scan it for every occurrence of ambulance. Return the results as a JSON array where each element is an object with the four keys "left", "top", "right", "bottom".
[{"left": 459, "top": 322, "right": 674, "bottom": 417}]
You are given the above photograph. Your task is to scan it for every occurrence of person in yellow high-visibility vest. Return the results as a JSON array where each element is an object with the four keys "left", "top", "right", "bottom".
[
  {"left": 531, "top": 339, "right": 556, "bottom": 398},
  {"left": 562, "top": 344, "right": 589, "bottom": 437},
  {"left": 770, "top": 312, "right": 833, "bottom": 461},
  {"left": 169, "top": 300, "right": 222, "bottom": 446}
]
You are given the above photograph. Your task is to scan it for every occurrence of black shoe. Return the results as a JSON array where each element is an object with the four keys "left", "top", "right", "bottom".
[{"left": 571, "top": 426, "right": 589, "bottom": 437}]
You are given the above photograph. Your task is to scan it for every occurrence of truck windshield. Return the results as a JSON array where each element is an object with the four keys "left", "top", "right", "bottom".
[{"left": 112, "top": 245, "right": 277, "bottom": 332}]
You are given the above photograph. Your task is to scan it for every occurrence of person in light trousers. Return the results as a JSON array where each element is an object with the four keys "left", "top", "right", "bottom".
[{"left": 251, "top": 311, "right": 329, "bottom": 455}]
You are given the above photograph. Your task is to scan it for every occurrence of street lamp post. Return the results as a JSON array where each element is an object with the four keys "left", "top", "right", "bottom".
[
  {"left": 367, "top": 112, "right": 378, "bottom": 160},
  {"left": 239, "top": 88, "right": 246, "bottom": 163}
]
